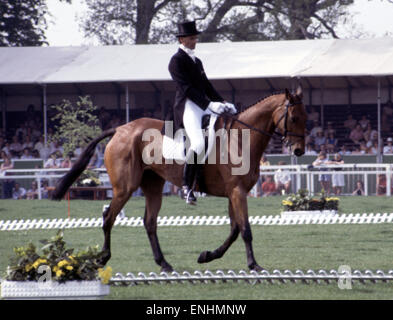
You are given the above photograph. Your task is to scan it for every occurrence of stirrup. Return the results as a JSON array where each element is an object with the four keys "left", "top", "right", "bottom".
[{"left": 181, "top": 186, "right": 197, "bottom": 205}]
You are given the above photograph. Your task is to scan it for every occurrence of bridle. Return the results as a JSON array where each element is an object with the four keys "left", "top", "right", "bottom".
[{"left": 220, "top": 100, "right": 305, "bottom": 147}]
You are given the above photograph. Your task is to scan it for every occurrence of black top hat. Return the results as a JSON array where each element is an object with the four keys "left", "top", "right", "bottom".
[{"left": 176, "top": 21, "right": 201, "bottom": 37}]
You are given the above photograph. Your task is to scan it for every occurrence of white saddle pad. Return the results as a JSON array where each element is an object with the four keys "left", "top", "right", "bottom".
[{"left": 162, "top": 114, "right": 218, "bottom": 162}]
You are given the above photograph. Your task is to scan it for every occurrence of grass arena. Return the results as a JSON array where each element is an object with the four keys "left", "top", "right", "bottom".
[{"left": 1, "top": 195, "right": 393, "bottom": 299}]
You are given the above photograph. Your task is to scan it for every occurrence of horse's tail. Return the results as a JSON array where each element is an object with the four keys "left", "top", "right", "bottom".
[{"left": 51, "top": 128, "right": 116, "bottom": 201}]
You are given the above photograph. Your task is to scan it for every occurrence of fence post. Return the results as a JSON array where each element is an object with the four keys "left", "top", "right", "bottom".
[
  {"left": 387, "top": 165, "right": 391, "bottom": 197},
  {"left": 364, "top": 173, "right": 368, "bottom": 196}
]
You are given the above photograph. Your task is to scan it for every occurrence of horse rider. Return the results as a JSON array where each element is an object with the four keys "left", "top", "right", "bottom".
[{"left": 168, "top": 21, "right": 237, "bottom": 205}]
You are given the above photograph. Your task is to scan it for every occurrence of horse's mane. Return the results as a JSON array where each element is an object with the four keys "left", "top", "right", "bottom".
[{"left": 239, "top": 91, "right": 285, "bottom": 115}]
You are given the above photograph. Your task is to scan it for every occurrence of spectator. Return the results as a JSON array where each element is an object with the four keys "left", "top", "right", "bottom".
[
  {"left": 307, "top": 106, "right": 320, "bottom": 130},
  {"left": 339, "top": 145, "right": 351, "bottom": 156},
  {"left": 358, "top": 115, "right": 370, "bottom": 130},
  {"left": 329, "top": 153, "right": 345, "bottom": 196},
  {"left": 305, "top": 143, "right": 317, "bottom": 155},
  {"left": 34, "top": 136, "right": 45, "bottom": 152},
  {"left": 22, "top": 135, "right": 34, "bottom": 151},
  {"left": 1, "top": 152, "right": 14, "bottom": 198},
  {"left": 312, "top": 151, "right": 331, "bottom": 195},
  {"left": 44, "top": 152, "right": 60, "bottom": 169},
  {"left": 258, "top": 154, "right": 270, "bottom": 196},
  {"left": 261, "top": 175, "right": 276, "bottom": 197},
  {"left": 359, "top": 140, "right": 368, "bottom": 154},
  {"left": 60, "top": 155, "right": 73, "bottom": 168},
  {"left": 352, "top": 180, "right": 365, "bottom": 196},
  {"left": 351, "top": 146, "right": 362, "bottom": 155},
  {"left": 349, "top": 124, "right": 364, "bottom": 145},
  {"left": 365, "top": 126, "right": 378, "bottom": 148},
  {"left": 50, "top": 140, "right": 64, "bottom": 156},
  {"left": 325, "top": 122, "right": 336, "bottom": 137},
  {"left": 74, "top": 144, "right": 83, "bottom": 158},
  {"left": 326, "top": 132, "right": 338, "bottom": 152},
  {"left": 9, "top": 135, "right": 23, "bottom": 157},
  {"left": 26, "top": 181, "right": 39, "bottom": 199},
  {"left": 20, "top": 147, "right": 33, "bottom": 159},
  {"left": 376, "top": 174, "right": 393, "bottom": 196},
  {"left": 343, "top": 114, "right": 357, "bottom": 132},
  {"left": 309, "top": 120, "right": 322, "bottom": 140},
  {"left": 274, "top": 161, "right": 291, "bottom": 195},
  {"left": 2, "top": 141, "right": 11, "bottom": 157},
  {"left": 383, "top": 137, "right": 393, "bottom": 155},
  {"left": 368, "top": 141, "right": 379, "bottom": 155},
  {"left": 314, "top": 130, "right": 326, "bottom": 152},
  {"left": 260, "top": 154, "right": 270, "bottom": 167},
  {"left": 12, "top": 182, "right": 26, "bottom": 199}
]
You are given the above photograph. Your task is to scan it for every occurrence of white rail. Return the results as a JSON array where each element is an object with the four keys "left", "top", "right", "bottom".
[
  {"left": 1, "top": 213, "right": 393, "bottom": 231},
  {"left": 110, "top": 269, "right": 393, "bottom": 286}
]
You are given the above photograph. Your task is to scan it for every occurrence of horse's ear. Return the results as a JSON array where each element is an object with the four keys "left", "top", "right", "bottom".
[
  {"left": 285, "top": 88, "right": 291, "bottom": 100},
  {"left": 285, "top": 88, "right": 295, "bottom": 103},
  {"left": 296, "top": 85, "right": 303, "bottom": 100}
]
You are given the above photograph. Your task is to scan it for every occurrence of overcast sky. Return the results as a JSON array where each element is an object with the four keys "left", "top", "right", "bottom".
[{"left": 45, "top": 0, "right": 393, "bottom": 46}]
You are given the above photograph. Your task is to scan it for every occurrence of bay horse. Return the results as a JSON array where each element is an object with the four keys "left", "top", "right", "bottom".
[{"left": 52, "top": 87, "right": 307, "bottom": 272}]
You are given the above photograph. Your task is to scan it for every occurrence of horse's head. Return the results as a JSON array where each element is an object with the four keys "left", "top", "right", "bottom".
[{"left": 273, "top": 87, "right": 307, "bottom": 157}]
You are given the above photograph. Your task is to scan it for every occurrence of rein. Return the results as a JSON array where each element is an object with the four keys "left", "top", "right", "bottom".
[{"left": 219, "top": 101, "right": 304, "bottom": 142}]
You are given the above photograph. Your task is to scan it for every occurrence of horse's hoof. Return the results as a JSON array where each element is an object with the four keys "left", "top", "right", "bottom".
[
  {"left": 161, "top": 265, "right": 174, "bottom": 273},
  {"left": 197, "top": 251, "right": 213, "bottom": 263},
  {"left": 98, "top": 250, "right": 111, "bottom": 266},
  {"left": 249, "top": 264, "right": 265, "bottom": 272}
]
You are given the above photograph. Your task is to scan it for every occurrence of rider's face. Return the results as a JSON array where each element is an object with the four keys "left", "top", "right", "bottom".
[{"left": 179, "top": 35, "right": 198, "bottom": 50}]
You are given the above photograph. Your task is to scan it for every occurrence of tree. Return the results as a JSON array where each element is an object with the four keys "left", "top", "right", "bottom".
[
  {"left": 50, "top": 96, "right": 102, "bottom": 158},
  {"left": 80, "top": 0, "right": 355, "bottom": 45},
  {"left": 0, "top": 0, "right": 71, "bottom": 47}
]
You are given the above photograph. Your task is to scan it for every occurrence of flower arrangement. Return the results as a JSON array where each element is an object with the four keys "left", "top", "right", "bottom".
[
  {"left": 282, "top": 189, "right": 339, "bottom": 212},
  {"left": 76, "top": 170, "right": 101, "bottom": 187},
  {"left": 5, "top": 230, "right": 112, "bottom": 284}
]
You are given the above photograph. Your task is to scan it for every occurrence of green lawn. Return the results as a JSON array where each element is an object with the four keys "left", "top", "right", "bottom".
[{"left": 1, "top": 196, "right": 393, "bottom": 299}]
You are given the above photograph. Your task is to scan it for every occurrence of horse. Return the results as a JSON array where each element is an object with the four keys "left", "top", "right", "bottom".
[{"left": 52, "top": 87, "right": 307, "bottom": 272}]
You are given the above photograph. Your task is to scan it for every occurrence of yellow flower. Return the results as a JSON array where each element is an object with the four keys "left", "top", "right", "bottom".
[
  {"left": 282, "top": 200, "right": 293, "bottom": 206},
  {"left": 65, "top": 265, "right": 73, "bottom": 271},
  {"left": 68, "top": 255, "right": 76, "bottom": 263},
  {"left": 32, "top": 258, "right": 48, "bottom": 269},
  {"left": 98, "top": 266, "right": 112, "bottom": 284},
  {"left": 326, "top": 197, "right": 339, "bottom": 201},
  {"left": 57, "top": 259, "right": 69, "bottom": 268},
  {"left": 56, "top": 269, "right": 64, "bottom": 277},
  {"left": 25, "top": 264, "right": 33, "bottom": 272}
]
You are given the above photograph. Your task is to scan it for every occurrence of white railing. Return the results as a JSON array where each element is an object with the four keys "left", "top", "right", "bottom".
[
  {"left": 258, "top": 163, "right": 393, "bottom": 197},
  {"left": 1, "top": 163, "right": 392, "bottom": 199}
]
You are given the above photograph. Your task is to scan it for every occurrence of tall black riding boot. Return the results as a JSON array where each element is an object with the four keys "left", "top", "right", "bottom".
[{"left": 181, "top": 151, "right": 197, "bottom": 205}]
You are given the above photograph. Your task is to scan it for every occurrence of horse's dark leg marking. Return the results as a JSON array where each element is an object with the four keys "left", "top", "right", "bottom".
[
  {"left": 198, "top": 199, "right": 240, "bottom": 263},
  {"left": 230, "top": 186, "right": 263, "bottom": 271},
  {"left": 141, "top": 170, "right": 173, "bottom": 272},
  {"left": 100, "top": 190, "right": 132, "bottom": 265}
]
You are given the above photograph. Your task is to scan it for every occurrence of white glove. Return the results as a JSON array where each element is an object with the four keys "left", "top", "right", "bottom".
[
  {"left": 208, "top": 101, "right": 226, "bottom": 114},
  {"left": 224, "top": 102, "right": 237, "bottom": 114}
]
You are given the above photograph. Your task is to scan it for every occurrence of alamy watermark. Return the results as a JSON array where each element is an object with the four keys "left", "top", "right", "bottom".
[{"left": 141, "top": 121, "right": 251, "bottom": 175}]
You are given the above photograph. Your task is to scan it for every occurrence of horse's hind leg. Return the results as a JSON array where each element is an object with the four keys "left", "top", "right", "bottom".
[
  {"left": 198, "top": 199, "right": 240, "bottom": 264},
  {"left": 140, "top": 170, "right": 173, "bottom": 272},
  {"left": 101, "top": 187, "right": 133, "bottom": 265},
  {"left": 230, "top": 186, "right": 263, "bottom": 271}
]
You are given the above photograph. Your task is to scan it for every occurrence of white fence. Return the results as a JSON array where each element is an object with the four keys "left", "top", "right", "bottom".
[
  {"left": 0, "top": 163, "right": 392, "bottom": 199},
  {"left": 256, "top": 163, "right": 393, "bottom": 197}
]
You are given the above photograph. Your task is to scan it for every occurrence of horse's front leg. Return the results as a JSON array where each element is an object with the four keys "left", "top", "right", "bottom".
[
  {"left": 230, "top": 186, "right": 263, "bottom": 271},
  {"left": 198, "top": 199, "right": 240, "bottom": 264}
]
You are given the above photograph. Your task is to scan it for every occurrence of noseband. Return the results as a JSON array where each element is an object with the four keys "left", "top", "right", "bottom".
[{"left": 275, "top": 101, "right": 305, "bottom": 147}]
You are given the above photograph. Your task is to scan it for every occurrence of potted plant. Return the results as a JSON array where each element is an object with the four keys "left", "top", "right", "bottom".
[
  {"left": 1, "top": 230, "right": 111, "bottom": 300},
  {"left": 281, "top": 189, "right": 339, "bottom": 217}
]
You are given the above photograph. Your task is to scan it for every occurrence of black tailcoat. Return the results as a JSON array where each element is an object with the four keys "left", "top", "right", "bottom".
[{"left": 168, "top": 48, "right": 224, "bottom": 133}]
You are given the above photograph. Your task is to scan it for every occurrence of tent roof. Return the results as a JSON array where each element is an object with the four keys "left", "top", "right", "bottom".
[{"left": 1, "top": 37, "right": 393, "bottom": 85}]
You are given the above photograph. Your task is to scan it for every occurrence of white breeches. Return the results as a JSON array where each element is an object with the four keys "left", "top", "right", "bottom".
[{"left": 183, "top": 99, "right": 213, "bottom": 155}]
